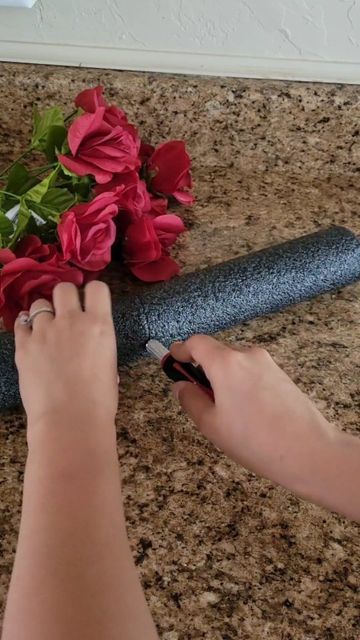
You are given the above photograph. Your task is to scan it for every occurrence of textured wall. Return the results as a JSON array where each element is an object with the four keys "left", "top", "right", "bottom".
[{"left": 0, "top": 0, "right": 360, "bottom": 81}]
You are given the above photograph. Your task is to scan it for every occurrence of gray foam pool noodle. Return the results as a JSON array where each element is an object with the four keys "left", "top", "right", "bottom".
[{"left": 0, "top": 225, "right": 359, "bottom": 411}]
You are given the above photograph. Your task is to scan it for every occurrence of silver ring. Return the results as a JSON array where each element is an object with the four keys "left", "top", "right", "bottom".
[{"left": 26, "top": 307, "right": 55, "bottom": 326}]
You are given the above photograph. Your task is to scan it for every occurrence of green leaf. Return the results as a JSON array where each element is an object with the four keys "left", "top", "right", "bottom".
[
  {"left": 26, "top": 215, "right": 41, "bottom": 237},
  {"left": 6, "top": 163, "right": 29, "bottom": 194},
  {"left": 43, "top": 125, "right": 67, "bottom": 162},
  {"left": 36, "top": 221, "right": 58, "bottom": 245},
  {"left": 42, "top": 187, "right": 75, "bottom": 213},
  {"left": 1, "top": 164, "right": 39, "bottom": 212},
  {"left": 72, "top": 175, "right": 92, "bottom": 200},
  {"left": 32, "top": 106, "right": 65, "bottom": 147},
  {"left": 61, "top": 135, "right": 70, "bottom": 155},
  {"left": 0, "top": 211, "right": 14, "bottom": 247},
  {"left": 20, "top": 168, "right": 74, "bottom": 228},
  {"left": 27, "top": 201, "right": 60, "bottom": 225},
  {"left": 0, "top": 211, "right": 14, "bottom": 235},
  {"left": 26, "top": 185, "right": 74, "bottom": 226},
  {"left": 24, "top": 167, "right": 59, "bottom": 203},
  {"left": 0, "top": 192, "right": 17, "bottom": 213},
  {"left": 10, "top": 198, "right": 31, "bottom": 246},
  {"left": 59, "top": 163, "right": 78, "bottom": 179},
  {"left": 32, "top": 107, "right": 66, "bottom": 160}
]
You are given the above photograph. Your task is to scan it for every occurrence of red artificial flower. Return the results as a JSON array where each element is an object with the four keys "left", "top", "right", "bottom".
[
  {"left": 0, "top": 235, "right": 60, "bottom": 265},
  {"left": 58, "top": 107, "right": 140, "bottom": 184},
  {"left": 152, "top": 214, "right": 185, "bottom": 248},
  {"left": 75, "top": 86, "right": 107, "bottom": 112},
  {"left": 75, "top": 85, "right": 130, "bottom": 130},
  {"left": 58, "top": 192, "right": 119, "bottom": 271},
  {"left": 94, "top": 171, "right": 152, "bottom": 239},
  {"left": 147, "top": 140, "right": 194, "bottom": 205},
  {"left": 0, "top": 236, "right": 83, "bottom": 330},
  {"left": 95, "top": 171, "right": 151, "bottom": 219},
  {"left": 73, "top": 85, "right": 140, "bottom": 174},
  {"left": 139, "top": 141, "right": 155, "bottom": 163},
  {"left": 123, "top": 215, "right": 184, "bottom": 282},
  {"left": 148, "top": 196, "right": 168, "bottom": 218}
]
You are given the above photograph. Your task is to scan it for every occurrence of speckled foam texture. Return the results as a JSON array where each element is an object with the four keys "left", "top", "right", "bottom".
[
  {"left": 136, "top": 226, "right": 360, "bottom": 350},
  {"left": 0, "top": 225, "right": 359, "bottom": 411}
]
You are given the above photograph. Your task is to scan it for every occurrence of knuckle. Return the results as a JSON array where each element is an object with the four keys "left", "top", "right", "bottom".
[
  {"left": 56, "top": 309, "right": 79, "bottom": 328},
  {"left": 185, "top": 334, "right": 205, "bottom": 348},
  {"left": 29, "top": 298, "right": 51, "bottom": 311},
  {"left": 248, "top": 345, "right": 270, "bottom": 360},
  {"left": 88, "top": 314, "right": 109, "bottom": 335},
  {"left": 185, "top": 334, "right": 216, "bottom": 357},
  {"left": 222, "top": 348, "right": 240, "bottom": 365},
  {"left": 53, "top": 282, "right": 76, "bottom": 295},
  {"left": 85, "top": 280, "right": 110, "bottom": 295}
]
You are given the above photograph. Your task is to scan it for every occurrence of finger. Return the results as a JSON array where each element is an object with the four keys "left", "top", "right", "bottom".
[
  {"left": 84, "top": 281, "right": 112, "bottom": 318},
  {"left": 173, "top": 381, "right": 216, "bottom": 433},
  {"left": 53, "top": 282, "right": 81, "bottom": 315},
  {"left": 28, "top": 298, "right": 54, "bottom": 331},
  {"left": 14, "top": 311, "right": 31, "bottom": 350},
  {"left": 170, "top": 334, "right": 228, "bottom": 371}
]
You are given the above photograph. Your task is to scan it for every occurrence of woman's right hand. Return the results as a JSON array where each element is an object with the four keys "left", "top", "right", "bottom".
[{"left": 170, "top": 335, "right": 360, "bottom": 520}]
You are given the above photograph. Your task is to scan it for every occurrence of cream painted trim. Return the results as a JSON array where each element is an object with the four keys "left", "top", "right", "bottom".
[{"left": 1, "top": 40, "right": 360, "bottom": 84}]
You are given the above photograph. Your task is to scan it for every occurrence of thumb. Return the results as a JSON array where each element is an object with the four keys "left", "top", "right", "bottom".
[{"left": 173, "top": 381, "right": 215, "bottom": 431}]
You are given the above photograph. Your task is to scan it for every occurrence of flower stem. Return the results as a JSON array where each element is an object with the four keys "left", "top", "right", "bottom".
[
  {"left": 29, "top": 162, "right": 58, "bottom": 178},
  {"left": 0, "top": 108, "right": 75, "bottom": 181},
  {"left": 64, "top": 109, "right": 78, "bottom": 123},
  {"left": 0, "top": 190, "right": 21, "bottom": 200},
  {"left": 0, "top": 149, "right": 32, "bottom": 180}
]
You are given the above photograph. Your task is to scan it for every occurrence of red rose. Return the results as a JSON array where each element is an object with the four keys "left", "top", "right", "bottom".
[
  {"left": 140, "top": 141, "right": 155, "bottom": 163},
  {"left": 147, "top": 140, "right": 194, "bottom": 205},
  {"left": 58, "top": 192, "right": 119, "bottom": 271},
  {"left": 148, "top": 196, "right": 168, "bottom": 218},
  {"left": 94, "top": 172, "right": 152, "bottom": 240},
  {"left": 12, "top": 234, "right": 59, "bottom": 261},
  {"left": 153, "top": 214, "right": 185, "bottom": 248},
  {"left": 58, "top": 107, "right": 140, "bottom": 184},
  {"left": 123, "top": 215, "right": 184, "bottom": 282},
  {"left": 0, "top": 237, "right": 83, "bottom": 330},
  {"left": 75, "top": 86, "right": 108, "bottom": 112},
  {"left": 75, "top": 85, "right": 137, "bottom": 132},
  {"left": 95, "top": 171, "right": 151, "bottom": 219}
]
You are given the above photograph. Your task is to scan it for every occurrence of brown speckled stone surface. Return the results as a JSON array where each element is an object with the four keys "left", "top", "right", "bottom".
[{"left": 0, "top": 63, "right": 359, "bottom": 639}]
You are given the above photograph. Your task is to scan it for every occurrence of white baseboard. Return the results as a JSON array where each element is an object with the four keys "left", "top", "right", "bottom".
[{"left": 0, "top": 40, "right": 359, "bottom": 84}]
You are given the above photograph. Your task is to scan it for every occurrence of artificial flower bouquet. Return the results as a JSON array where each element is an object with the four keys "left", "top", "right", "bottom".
[{"left": 0, "top": 86, "right": 194, "bottom": 330}]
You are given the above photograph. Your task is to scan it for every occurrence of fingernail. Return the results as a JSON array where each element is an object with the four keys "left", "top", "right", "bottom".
[{"left": 18, "top": 313, "right": 29, "bottom": 325}]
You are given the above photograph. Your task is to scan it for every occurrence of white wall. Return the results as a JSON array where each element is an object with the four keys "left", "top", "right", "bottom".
[{"left": 0, "top": 0, "right": 359, "bottom": 83}]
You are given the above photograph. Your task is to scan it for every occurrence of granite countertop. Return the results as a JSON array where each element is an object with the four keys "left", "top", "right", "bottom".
[{"left": 0, "top": 63, "right": 359, "bottom": 639}]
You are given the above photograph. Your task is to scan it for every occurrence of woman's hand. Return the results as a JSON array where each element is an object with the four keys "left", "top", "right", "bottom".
[
  {"left": 171, "top": 335, "right": 360, "bottom": 520},
  {"left": 15, "top": 281, "right": 118, "bottom": 443},
  {"left": 5, "top": 282, "right": 159, "bottom": 640}
]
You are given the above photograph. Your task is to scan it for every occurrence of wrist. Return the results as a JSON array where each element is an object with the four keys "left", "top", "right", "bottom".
[
  {"left": 311, "top": 430, "right": 360, "bottom": 519},
  {"left": 293, "top": 427, "right": 360, "bottom": 519},
  {"left": 293, "top": 425, "right": 338, "bottom": 502},
  {"left": 27, "top": 412, "right": 118, "bottom": 464}
]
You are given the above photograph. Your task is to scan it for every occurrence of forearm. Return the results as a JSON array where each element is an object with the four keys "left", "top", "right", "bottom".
[
  {"left": 2, "top": 420, "right": 158, "bottom": 640},
  {"left": 295, "top": 429, "right": 360, "bottom": 521}
]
